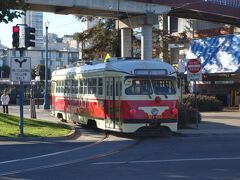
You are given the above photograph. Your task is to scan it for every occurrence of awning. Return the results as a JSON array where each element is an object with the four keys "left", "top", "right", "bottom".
[{"left": 186, "top": 34, "right": 240, "bottom": 73}]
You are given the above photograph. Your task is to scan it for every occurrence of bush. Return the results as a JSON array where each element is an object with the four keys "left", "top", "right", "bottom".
[
  {"left": 178, "top": 103, "right": 201, "bottom": 129},
  {"left": 183, "top": 94, "right": 223, "bottom": 112}
]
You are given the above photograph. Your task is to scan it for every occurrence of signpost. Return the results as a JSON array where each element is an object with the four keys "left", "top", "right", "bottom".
[
  {"left": 186, "top": 58, "right": 202, "bottom": 129},
  {"left": 10, "top": 56, "right": 31, "bottom": 136}
]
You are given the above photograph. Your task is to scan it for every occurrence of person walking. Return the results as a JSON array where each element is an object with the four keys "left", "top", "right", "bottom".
[{"left": 1, "top": 89, "right": 10, "bottom": 114}]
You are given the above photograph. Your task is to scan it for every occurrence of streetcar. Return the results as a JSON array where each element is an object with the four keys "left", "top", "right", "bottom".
[{"left": 51, "top": 58, "right": 178, "bottom": 133}]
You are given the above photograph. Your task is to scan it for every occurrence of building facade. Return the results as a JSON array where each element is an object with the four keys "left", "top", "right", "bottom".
[
  {"left": 24, "top": 11, "right": 44, "bottom": 48},
  {"left": 5, "top": 48, "right": 79, "bottom": 72}
]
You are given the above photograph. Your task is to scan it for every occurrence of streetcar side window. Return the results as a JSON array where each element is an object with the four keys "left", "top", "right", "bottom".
[
  {"left": 83, "top": 79, "right": 88, "bottom": 94},
  {"left": 88, "top": 78, "right": 97, "bottom": 94},
  {"left": 60, "top": 81, "right": 64, "bottom": 93},
  {"left": 72, "top": 79, "right": 78, "bottom": 94},
  {"left": 116, "top": 80, "right": 122, "bottom": 96},
  {"left": 79, "top": 79, "right": 84, "bottom": 94},
  {"left": 98, "top": 78, "right": 103, "bottom": 95}
]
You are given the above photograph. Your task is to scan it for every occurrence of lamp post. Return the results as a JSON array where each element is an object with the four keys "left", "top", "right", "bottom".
[{"left": 43, "top": 20, "right": 50, "bottom": 109}]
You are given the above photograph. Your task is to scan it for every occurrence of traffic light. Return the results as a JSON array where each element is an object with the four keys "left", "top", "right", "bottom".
[
  {"left": 25, "top": 26, "right": 36, "bottom": 48},
  {"left": 12, "top": 25, "right": 20, "bottom": 48}
]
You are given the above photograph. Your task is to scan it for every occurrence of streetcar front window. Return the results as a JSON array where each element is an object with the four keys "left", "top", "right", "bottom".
[
  {"left": 125, "top": 79, "right": 152, "bottom": 95},
  {"left": 152, "top": 79, "right": 176, "bottom": 95}
]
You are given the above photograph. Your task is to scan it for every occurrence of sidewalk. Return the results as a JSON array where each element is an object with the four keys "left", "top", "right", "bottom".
[
  {"left": 178, "top": 111, "right": 240, "bottom": 136},
  {"left": 7, "top": 105, "right": 60, "bottom": 123},
  {"left": 5, "top": 105, "right": 240, "bottom": 137}
]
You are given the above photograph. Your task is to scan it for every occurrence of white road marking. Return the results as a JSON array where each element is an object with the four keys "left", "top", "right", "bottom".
[
  {"left": 92, "top": 157, "right": 240, "bottom": 165},
  {"left": 0, "top": 139, "right": 105, "bottom": 165},
  {"left": 0, "top": 146, "right": 119, "bottom": 176}
]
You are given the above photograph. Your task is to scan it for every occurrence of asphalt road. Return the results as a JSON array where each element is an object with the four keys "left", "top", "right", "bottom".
[{"left": 0, "top": 132, "right": 240, "bottom": 180}]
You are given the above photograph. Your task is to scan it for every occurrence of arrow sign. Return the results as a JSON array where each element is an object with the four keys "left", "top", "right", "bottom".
[{"left": 10, "top": 57, "right": 31, "bottom": 82}]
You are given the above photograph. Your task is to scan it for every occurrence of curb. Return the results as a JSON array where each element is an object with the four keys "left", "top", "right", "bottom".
[{"left": 0, "top": 127, "right": 77, "bottom": 142}]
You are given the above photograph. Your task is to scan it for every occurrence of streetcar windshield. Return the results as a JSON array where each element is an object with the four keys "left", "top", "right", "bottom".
[
  {"left": 125, "top": 79, "right": 153, "bottom": 95},
  {"left": 125, "top": 78, "right": 176, "bottom": 95},
  {"left": 152, "top": 79, "right": 176, "bottom": 95}
]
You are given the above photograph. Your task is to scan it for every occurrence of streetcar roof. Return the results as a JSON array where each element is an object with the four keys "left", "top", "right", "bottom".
[{"left": 52, "top": 59, "right": 176, "bottom": 77}]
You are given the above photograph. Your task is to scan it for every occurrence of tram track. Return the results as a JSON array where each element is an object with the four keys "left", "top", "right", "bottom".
[{"left": 0, "top": 129, "right": 143, "bottom": 177}]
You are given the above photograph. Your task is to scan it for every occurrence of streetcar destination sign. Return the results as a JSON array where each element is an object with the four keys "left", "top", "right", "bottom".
[
  {"left": 10, "top": 57, "right": 31, "bottom": 82},
  {"left": 186, "top": 59, "right": 202, "bottom": 81}
]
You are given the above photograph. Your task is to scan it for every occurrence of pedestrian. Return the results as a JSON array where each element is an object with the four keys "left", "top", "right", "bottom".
[{"left": 1, "top": 89, "right": 10, "bottom": 114}]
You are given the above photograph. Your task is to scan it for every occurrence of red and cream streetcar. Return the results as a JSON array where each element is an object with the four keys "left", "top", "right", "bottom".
[{"left": 51, "top": 58, "right": 178, "bottom": 133}]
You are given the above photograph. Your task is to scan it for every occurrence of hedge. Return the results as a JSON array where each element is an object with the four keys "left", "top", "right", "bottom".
[
  {"left": 178, "top": 103, "right": 201, "bottom": 129},
  {"left": 182, "top": 94, "right": 223, "bottom": 112}
]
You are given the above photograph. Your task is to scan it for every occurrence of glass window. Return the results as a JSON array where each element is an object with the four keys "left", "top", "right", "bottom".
[
  {"left": 88, "top": 78, "right": 97, "bottom": 94},
  {"left": 79, "top": 79, "right": 84, "bottom": 94},
  {"left": 152, "top": 80, "right": 176, "bottom": 94},
  {"left": 125, "top": 79, "right": 152, "bottom": 95},
  {"left": 116, "top": 81, "right": 122, "bottom": 96},
  {"left": 98, "top": 78, "right": 103, "bottom": 95}
]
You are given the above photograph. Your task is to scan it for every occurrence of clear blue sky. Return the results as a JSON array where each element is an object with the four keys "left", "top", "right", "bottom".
[{"left": 0, "top": 12, "right": 84, "bottom": 48}]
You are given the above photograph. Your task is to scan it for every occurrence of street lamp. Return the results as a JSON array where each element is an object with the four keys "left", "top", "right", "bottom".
[{"left": 43, "top": 20, "right": 50, "bottom": 109}]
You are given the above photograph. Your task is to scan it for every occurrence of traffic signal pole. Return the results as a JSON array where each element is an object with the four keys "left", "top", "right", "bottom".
[
  {"left": 12, "top": 24, "right": 36, "bottom": 136},
  {"left": 43, "top": 23, "right": 50, "bottom": 110},
  {"left": 19, "top": 48, "right": 24, "bottom": 137}
]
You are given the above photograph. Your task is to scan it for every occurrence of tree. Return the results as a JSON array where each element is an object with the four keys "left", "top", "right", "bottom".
[
  {"left": 0, "top": 0, "right": 28, "bottom": 24},
  {"left": 74, "top": 19, "right": 120, "bottom": 60}
]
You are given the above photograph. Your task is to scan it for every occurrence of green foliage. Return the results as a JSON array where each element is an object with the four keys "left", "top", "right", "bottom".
[
  {"left": 178, "top": 103, "right": 201, "bottom": 129},
  {"left": 0, "top": 0, "right": 28, "bottom": 24},
  {"left": 183, "top": 94, "right": 223, "bottom": 112},
  {"left": 74, "top": 19, "right": 119, "bottom": 60}
]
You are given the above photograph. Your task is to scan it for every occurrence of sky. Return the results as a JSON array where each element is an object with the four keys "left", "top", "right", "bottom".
[{"left": 0, "top": 12, "right": 84, "bottom": 48}]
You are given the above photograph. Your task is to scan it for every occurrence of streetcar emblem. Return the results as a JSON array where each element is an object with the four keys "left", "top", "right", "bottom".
[{"left": 151, "top": 108, "right": 159, "bottom": 115}]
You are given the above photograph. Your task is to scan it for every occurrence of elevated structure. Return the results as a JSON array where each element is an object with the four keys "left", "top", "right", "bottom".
[
  {"left": 25, "top": 0, "right": 240, "bottom": 60},
  {"left": 25, "top": 0, "right": 171, "bottom": 60}
]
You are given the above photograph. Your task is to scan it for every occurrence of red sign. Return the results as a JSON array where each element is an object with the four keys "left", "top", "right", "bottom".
[{"left": 187, "top": 59, "right": 201, "bottom": 74}]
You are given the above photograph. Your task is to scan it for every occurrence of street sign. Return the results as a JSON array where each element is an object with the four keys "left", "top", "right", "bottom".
[
  {"left": 187, "top": 59, "right": 202, "bottom": 74},
  {"left": 186, "top": 59, "right": 202, "bottom": 81},
  {"left": 10, "top": 57, "right": 31, "bottom": 82}
]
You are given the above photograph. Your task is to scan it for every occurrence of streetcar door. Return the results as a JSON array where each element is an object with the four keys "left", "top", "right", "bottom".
[{"left": 105, "top": 77, "right": 121, "bottom": 130}]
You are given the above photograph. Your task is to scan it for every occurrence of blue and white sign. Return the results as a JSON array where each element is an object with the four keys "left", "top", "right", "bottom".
[
  {"left": 10, "top": 57, "right": 31, "bottom": 82},
  {"left": 186, "top": 34, "right": 240, "bottom": 73}
]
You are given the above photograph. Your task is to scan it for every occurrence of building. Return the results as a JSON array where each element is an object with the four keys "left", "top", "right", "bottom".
[
  {"left": 5, "top": 48, "right": 79, "bottom": 72},
  {"left": 24, "top": 11, "right": 43, "bottom": 48}
]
